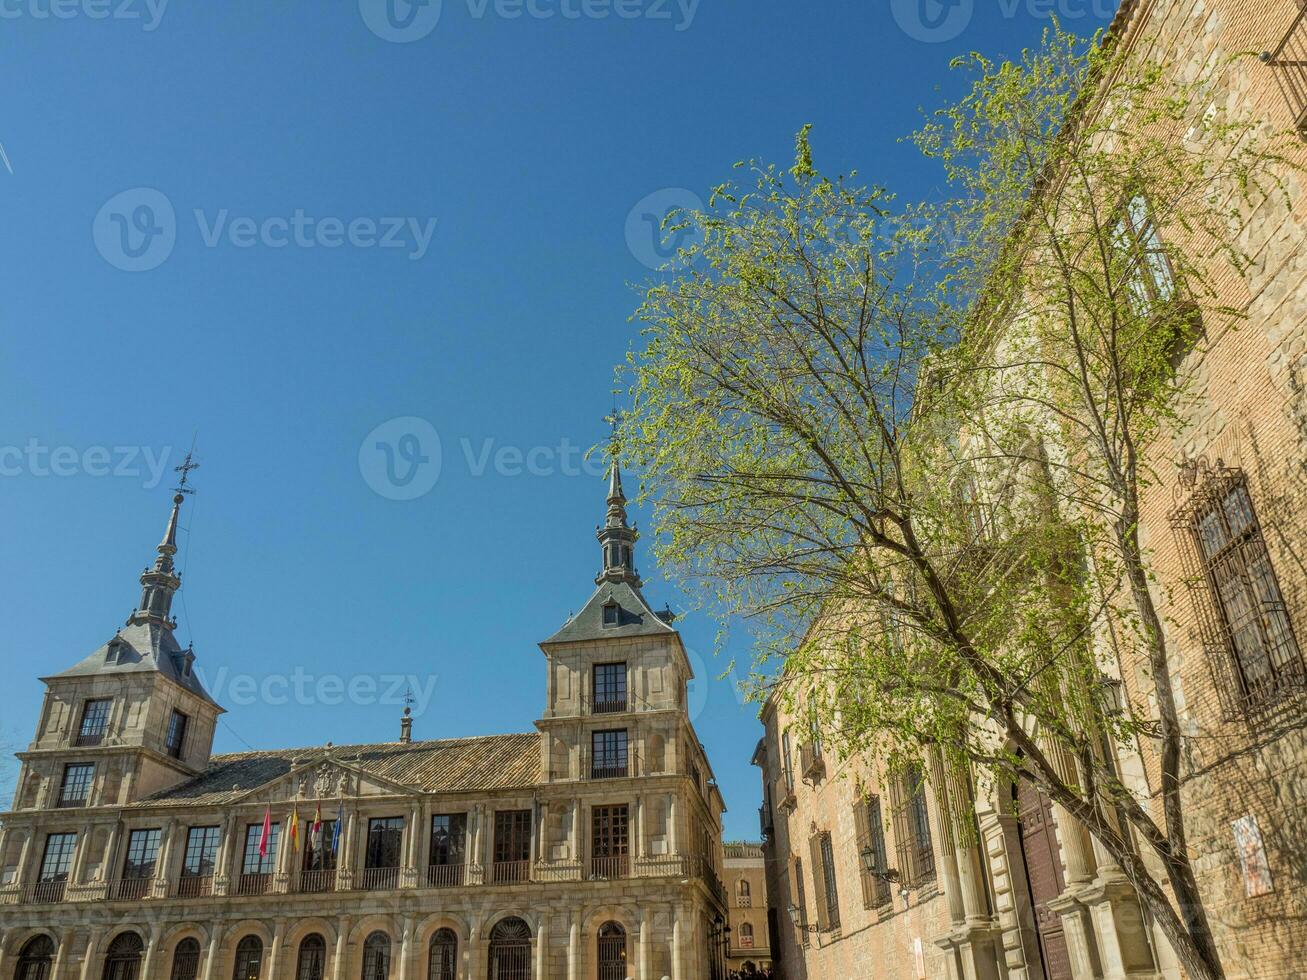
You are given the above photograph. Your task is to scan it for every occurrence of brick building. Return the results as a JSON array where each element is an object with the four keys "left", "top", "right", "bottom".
[
  {"left": 721, "top": 844, "right": 772, "bottom": 976},
  {"left": 0, "top": 463, "right": 731, "bottom": 980},
  {"left": 754, "top": 1, "right": 1307, "bottom": 978}
]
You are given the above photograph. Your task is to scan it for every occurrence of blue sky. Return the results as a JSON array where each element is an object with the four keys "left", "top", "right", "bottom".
[{"left": 0, "top": 0, "right": 1115, "bottom": 839}]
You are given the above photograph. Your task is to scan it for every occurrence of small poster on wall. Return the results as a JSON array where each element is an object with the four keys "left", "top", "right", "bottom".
[
  {"left": 913, "top": 937, "right": 926, "bottom": 979},
  {"left": 1232, "top": 814, "right": 1274, "bottom": 897}
]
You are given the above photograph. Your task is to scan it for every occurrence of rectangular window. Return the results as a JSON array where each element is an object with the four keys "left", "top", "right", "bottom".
[
  {"left": 58, "top": 763, "right": 94, "bottom": 807},
  {"left": 303, "top": 820, "right": 338, "bottom": 872},
  {"left": 591, "top": 729, "right": 629, "bottom": 779},
  {"left": 781, "top": 731, "right": 795, "bottom": 794},
  {"left": 855, "top": 794, "right": 892, "bottom": 908},
  {"left": 1113, "top": 194, "right": 1176, "bottom": 311},
  {"left": 429, "top": 814, "right": 467, "bottom": 866},
  {"left": 793, "top": 858, "right": 810, "bottom": 948},
  {"left": 365, "top": 817, "right": 405, "bottom": 869},
  {"left": 808, "top": 832, "right": 840, "bottom": 931},
  {"left": 894, "top": 765, "right": 936, "bottom": 886},
  {"left": 39, "top": 832, "right": 77, "bottom": 882},
  {"left": 165, "top": 710, "right": 189, "bottom": 759},
  {"left": 602, "top": 602, "right": 619, "bottom": 626},
  {"left": 181, "top": 826, "right": 221, "bottom": 878},
  {"left": 123, "top": 828, "right": 162, "bottom": 879},
  {"left": 492, "top": 809, "right": 532, "bottom": 882},
  {"left": 1191, "top": 476, "right": 1305, "bottom": 709},
  {"left": 242, "top": 822, "right": 279, "bottom": 875},
  {"left": 592, "top": 663, "right": 628, "bottom": 712},
  {"left": 76, "top": 699, "right": 112, "bottom": 746},
  {"left": 590, "top": 803, "right": 630, "bottom": 879}
]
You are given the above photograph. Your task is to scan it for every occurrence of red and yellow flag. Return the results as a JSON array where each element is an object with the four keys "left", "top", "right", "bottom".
[{"left": 289, "top": 804, "right": 301, "bottom": 852}]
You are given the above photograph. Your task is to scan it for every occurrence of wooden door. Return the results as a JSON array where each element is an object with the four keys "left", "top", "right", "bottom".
[{"left": 1016, "top": 778, "right": 1073, "bottom": 980}]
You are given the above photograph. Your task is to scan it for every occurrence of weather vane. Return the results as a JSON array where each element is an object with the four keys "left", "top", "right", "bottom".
[{"left": 174, "top": 446, "right": 201, "bottom": 495}]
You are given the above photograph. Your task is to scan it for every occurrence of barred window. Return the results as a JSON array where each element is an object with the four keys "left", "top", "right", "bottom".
[
  {"left": 807, "top": 831, "right": 840, "bottom": 931},
  {"left": 792, "top": 858, "right": 810, "bottom": 948},
  {"left": 1194, "top": 477, "right": 1303, "bottom": 708},
  {"left": 892, "top": 765, "right": 936, "bottom": 886},
  {"left": 854, "top": 793, "right": 892, "bottom": 908}
]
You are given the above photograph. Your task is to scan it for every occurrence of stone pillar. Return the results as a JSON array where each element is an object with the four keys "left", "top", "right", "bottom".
[
  {"left": 140, "top": 926, "right": 161, "bottom": 980},
  {"left": 635, "top": 794, "right": 646, "bottom": 859},
  {"left": 466, "top": 922, "right": 483, "bottom": 980},
  {"left": 155, "top": 818, "right": 179, "bottom": 897},
  {"left": 671, "top": 909, "right": 683, "bottom": 980},
  {"left": 333, "top": 916, "right": 352, "bottom": 980},
  {"left": 13, "top": 830, "right": 34, "bottom": 887},
  {"left": 398, "top": 918, "right": 414, "bottom": 980},
  {"left": 668, "top": 795, "right": 679, "bottom": 855},
  {"left": 216, "top": 816, "right": 239, "bottom": 894},
  {"left": 568, "top": 920, "right": 579, "bottom": 980},
  {"left": 49, "top": 928, "right": 72, "bottom": 980},
  {"left": 201, "top": 924, "right": 225, "bottom": 980},
  {"left": 534, "top": 919, "right": 547, "bottom": 979},
  {"left": 266, "top": 920, "right": 287, "bottom": 979},
  {"left": 78, "top": 932, "right": 100, "bottom": 980},
  {"left": 638, "top": 909, "right": 651, "bottom": 980}
]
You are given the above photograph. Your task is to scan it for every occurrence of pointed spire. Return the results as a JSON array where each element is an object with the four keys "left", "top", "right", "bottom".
[
  {"left": 596, "top": 457, "right": 640, "bottom": 587},
  {"left": 129, "top": 449, "right": 198, "bottom": 629}
]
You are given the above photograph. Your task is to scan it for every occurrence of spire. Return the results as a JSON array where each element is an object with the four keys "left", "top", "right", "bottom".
[
  {"left": 596, "top": 456, "right": 641, "bottom": 587},
  {"left": 128, "top": 449, "right": 199, "bottom": 629}
]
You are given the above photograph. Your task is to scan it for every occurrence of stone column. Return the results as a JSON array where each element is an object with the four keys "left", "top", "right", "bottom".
[
  {"left": 13, "top": 830, "right": 35, "bottom": 887},
  {"left": 333, "top": 916, "right": 352, "bottom": 980},
  {"left": 70, "top": 822, "right": 94, "bottom": 885},
  {"left": 568, "top": 920, "right": 579, "bottom": 980},
  {"left": 398, "top": 918, "right": 413, "bottom": 980},
  {"left": 48, "top": 928, "right": 72, "bottom": 980},
  {"left": 140, "top": 926, "right": 161, "bottom": 980},
  {"left": 78, "top": 932, "right": 100, "bottom": 980},
  {"left": 201, "top": 924, "right": 225, "bottom": 980},
  {"left": 154, "top": 818, "right": 179, "bottom": 897},
  {"left": 216, "top": 816, "right": 239, "bottom": 895},
  {"left": 668, "top": 795, "right": 679, "bottom": 856},
  {"left": 266, "top": 920, "right": 287, "bottom": 979},
  {"left": 671, "top": 909, "right": 683, "bottom": 980},
  {"left": 466, "top": 922, "right": 483, "bottom": 980},
  {"left": 638, "top": 909, "right": 651, "bottom": 980},
  {"left": 635, "top": 794, "right": 646, "bottom": 859},
  {"left": 534, "top": 919, "right": 547, "bottom": 979}
]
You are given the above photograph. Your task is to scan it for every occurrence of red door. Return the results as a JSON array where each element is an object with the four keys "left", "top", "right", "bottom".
[{"left": 1016, "top": 778, "right": 1073, "bottom": 980}]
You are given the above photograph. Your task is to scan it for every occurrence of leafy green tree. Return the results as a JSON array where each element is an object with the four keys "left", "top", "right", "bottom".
[{"left": 617, "top": 26, "right": 1292, "bottom": 980}]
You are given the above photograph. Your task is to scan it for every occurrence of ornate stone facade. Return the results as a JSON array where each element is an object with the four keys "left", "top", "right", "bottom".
[
  {"left": 721, "top": 844, "right": 771, "bottom": 976},
  {"left": 0, "top": 465, "right": 731, "bottom": 980}
]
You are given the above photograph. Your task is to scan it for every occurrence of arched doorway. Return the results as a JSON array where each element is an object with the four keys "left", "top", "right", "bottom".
[
  {"left": 1015, "top": 777, "right": 1073, "bottom": 980},
  {"left": 102, "top": 933, "right": 144, "bottom": 980},
  {"left": 296, "top": 935, "right": 326, "bottom": 980},
  {"left": 596, "top": 922, "right": 626, "bottom": 980},
  {"left": 14, "top": 935, "right": 54, "bottom": 980},
  {"left": 428, "top": 929, "right": 457, "bottom": 980},
  {"left": 170, "top": 939, "right": 201, "bottom": 980},
  {"left": 487, "top": 918, "right": 531, "bottom": 980}
]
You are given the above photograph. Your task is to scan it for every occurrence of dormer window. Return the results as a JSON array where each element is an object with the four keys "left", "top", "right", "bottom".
[
  {"left": 602, "top": 602, "right": 620, "bottom": 627},
  {"left": 105, "top": 641, "right": 122, "bottom": 665}
]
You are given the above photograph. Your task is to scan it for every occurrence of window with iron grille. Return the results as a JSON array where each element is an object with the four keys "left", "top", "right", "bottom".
[
  {"left": 122, "top": 829, "right": 161, "bottom": 879},
  {"left": 181, "top": 826, "right": 220, "bottom": 878},
  {"left": 15, "top": 935, "right": 54, "bottom": 980},
  {"left": 170, "top": 939, "right": 201, "bottom": 980},
  {"left": 165, "top": 710, "right": 189, "bottom": 759},
  {"left": 232, "top": 936, "right": 262, "bottom": 980},
  {"left": 57, "top": 763, "right": 94, "bottom": 807},
  {"left": 76, "top": 699, "right": 111, "bottom": 745},
  {"left": 591, "top": 729, "right": 629, "bottom": 778},
  {"left": 893, "top": 766, "right": 935, "bottom": 886},
  {"left": 104, "top": 933, "right": 144, "bottom": 980},
  {"left": 295, "top": 936, "right": 326, "bottom": 980},
  {"left": 854, "top": 794, "right": 892, "bottom": 908},
  {"left": 39, "top": 833, "right": 77, "bottom": 882},
  {"left": 590, "top": 804, "right": 629, "bottom": 878},
  {"left": 1178, "top": 473, "right": 1306, "bottom": 713},
  {"left": 792, "top": 858, "right": 810, "bottom": 947},
  {"left": 428, "top": 930, "right": 457, "bottom": 980},
  {"left": 592, "top": 662, "right": 627, "bottom": 712},
  {"left": 361, "top": 932, "right": 391, "bottom": 980},
  {"left": 807, "top": 831, "right": 840, "bottom": 931}
]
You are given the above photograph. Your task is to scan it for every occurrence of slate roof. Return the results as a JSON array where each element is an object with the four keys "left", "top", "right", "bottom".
[
  {"left": 544, "top": 580, "right": 677, "bottom": 645},
  {"left": 133, "top": 732, "right": 541, "bottom": 808},
  {"left": 47, "top": 622, "right": 218, "bottom": 705}
]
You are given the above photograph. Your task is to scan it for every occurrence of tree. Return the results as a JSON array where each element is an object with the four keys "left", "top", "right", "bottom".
[{"left": 616, "top": 25, "right": 1293, "bottom": 980}]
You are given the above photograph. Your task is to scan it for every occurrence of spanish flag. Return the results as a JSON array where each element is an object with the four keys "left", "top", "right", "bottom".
[{"left": 289, "top": 804, "right": 301, "bottom": 852}]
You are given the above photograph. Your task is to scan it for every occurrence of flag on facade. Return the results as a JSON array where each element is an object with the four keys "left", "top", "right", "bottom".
[
  {"left": 332, "top": 803, "right": 343, "bottom": 854},
  {"left": 289, "top": 804, "right": 301, "bottom": 852},
  {"left": 258, "top": 805, "right": 272, "bottom": 859},
  {"left": 310, "top": 804, "right": 323, "bottom": 856}
]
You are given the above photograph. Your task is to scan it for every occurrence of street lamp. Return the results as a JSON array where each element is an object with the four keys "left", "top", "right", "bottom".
[
  {"left": 858, "top": 846, "right": 901, "bottom": 882},
  {"left": 786, "top": 904, "right": 818, "bottom": 933}
]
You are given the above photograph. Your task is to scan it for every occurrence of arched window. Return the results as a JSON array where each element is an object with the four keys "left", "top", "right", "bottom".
[
  {"left": 738, "top": 922, "right": 755, "bottom": 947},
  {"left": 736, "top": 878, "right": 751, "bottom": 905},
  {"left": 427, "top": 930, "right": 457, "bottom": 980},
  {"left": 14, "top": 935, "right": 55, "bottom": 980},
  {"left": 232, "top": 937, "right": 262, "bottom": 980},
  {"left": 296, "top": 935, "right": 326, "bottom": 980},
  {"left": 488, "top": 918, "right": 531, "bottom": 980},
  {"left": 361, "top": 933, "right": 390, "bottom": 980},
  {"left": 596, "top": 922, "right": 626, "bottom": 980},
  {"left": 170, "top": 939, "right": 201, "bottom": 980},
  {"left": 102, "top": 933, "right": 144, "bottom": 980}
]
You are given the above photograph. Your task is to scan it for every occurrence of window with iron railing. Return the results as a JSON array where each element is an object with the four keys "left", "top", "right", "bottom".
[
  {"left": 592, "top": 662, "right": 628, "bottom": 713},
  {"left": 117, "top": 828, "right": 162, "bottom": 900},
  {"left": 363, "top": 817, "right": 405, "bottom": 890},
  {"left": 240, "top": 822, "right": 278, "bottom": 896},
  {"left": 75, "top": 698, "right": 111, "bottom": 746},
  {"left": 591, "top": 729, "right": 629, "bottom": 779},
  {"left": 179, "top": 825, "right": 220, "bottom": 895},
  {"left": 892, "top": 766, "right": 936, "bottom": 887},
  {"left": 492, "top": 809, "right": 532, "bottom": 883},
  {"left": 590, "top": 804, "right": 630, "bottom": 880},
  {"left": 428, "top": 813, "right": 466, "bottom": 887},
  {"left": 854, "top": 793, "right": 892, "bottom": 908},
  {"left": 1264, "top": 3, "right": 1307, "bottom": 131},
  {"left": 35, "top": 832, "right": 76, "bottom": 903},
  {"left": 57, "top": 763, "right": 94, "bottom": 808}
]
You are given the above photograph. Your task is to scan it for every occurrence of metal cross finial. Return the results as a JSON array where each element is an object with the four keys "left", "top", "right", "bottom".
[
  {"left": 403, "top": 686, "right": 416, "bottom": 709},
  {"left": 174, "top": 446, "right": 200, "bottom": 495}
]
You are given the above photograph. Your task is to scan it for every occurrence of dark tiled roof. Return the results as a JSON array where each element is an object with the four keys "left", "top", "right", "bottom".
[
  {"left": 544, "top": 580, "right": 677, "bottom": 644},
  {"left": 48, "top": 622, "right": 218, "bottom": 705},
  {"left": 134, "top": 733, "right": 541, "bottom": 808}
]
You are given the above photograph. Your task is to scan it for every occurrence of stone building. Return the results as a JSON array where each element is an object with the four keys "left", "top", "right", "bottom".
[
  {"left": 754, "top": 1, "right": 1307, "bottom": 979},
  {"left": 0, "top": 463, "right": 731, "bottom": 980},
  {"left": 720, "top": 844, "right": 771, "bottom": 977}
]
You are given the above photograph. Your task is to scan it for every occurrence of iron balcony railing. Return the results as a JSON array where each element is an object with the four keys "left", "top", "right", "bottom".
[
  {"left": 359, "top": 866, "right": 401, "bottom": 891},
  {"left": 28, "top": 879, "right": 68, "bottom": 904},
  {"left": 236, "top": 872, "right": 272, "bottom": 896},
  {"left": 74, "top": 731, "right": 107, "bottom": 747},
  {"left": 297, "top": 869, "right": 337, "bottom": 894},
  {"left": 176, "top": 874, "right": 214, "bottom": 898},
  {"left": 107, "top": 877, "right": 153, "bottom": 901},
  {"left": 491, "top": 860, "right": 530, "bottom": 884},
  {"left": 426, "top": 864, "right": 466, "bottom": 888},
  {"left": 1266, "top": 5, "right": 1307, "bottom": 130},
  {"left": 589, "top": 856, "right": 630, "bottom": 880}
]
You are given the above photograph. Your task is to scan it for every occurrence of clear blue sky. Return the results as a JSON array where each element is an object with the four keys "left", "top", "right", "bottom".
[{"left": 0, "top": 0, "right": 1114, "bottom": 839}]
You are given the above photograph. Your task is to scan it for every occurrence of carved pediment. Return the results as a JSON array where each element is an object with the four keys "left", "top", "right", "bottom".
[{"left": 235, "top": 758, "right": 422, "bottom": 806}]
